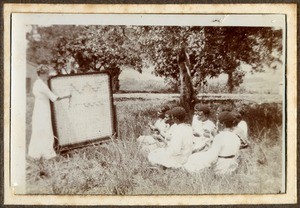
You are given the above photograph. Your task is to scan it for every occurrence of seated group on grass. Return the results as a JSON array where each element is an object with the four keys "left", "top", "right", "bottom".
[{"left": 137, "top": 103, "right": 249, "bottom": 175}]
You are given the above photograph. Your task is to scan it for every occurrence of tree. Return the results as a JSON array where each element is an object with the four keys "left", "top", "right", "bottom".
[
  {"left": 27, "top": 25, "right": 144, "bottom": 92},
  {"left": 27, "top": 25, "right": 282, "bottom": 114},
  {"left": 137, "top": 26, "right": 282, "bottom": 116},
  {"left": 202, "top": 27, "right": 282, "bottom": 93},
  {"left": 137, "top": 26, "right": 211, "bottom": 90},
  {"left": 27, "top": 25, "right": 83, "bottom": 65},
  {"left": 135, "top": 26, "right": 211, "bottom": 119}
]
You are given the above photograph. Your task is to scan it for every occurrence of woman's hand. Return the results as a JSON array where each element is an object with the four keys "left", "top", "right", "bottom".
[
  {"left": 149, "top": 123, "right": 155, "bottom": 130},
  {"left": 58, "top": 94, "right": 72, "bottom": 101},
  {"left": 193, "top": 129, "right": 200, "bottom": 137}
]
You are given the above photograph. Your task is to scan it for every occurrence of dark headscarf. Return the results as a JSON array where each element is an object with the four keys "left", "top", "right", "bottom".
[
  {"left": 168, "top": 107, "right": 186, "bottom": 122},
  {"left": 159, "top": 105, "right": 171, "bottom": 113},
  {"left": 231, "top": 111, "right": 242, "bottom": 126},
  {"left": 194, "top": 103, "right": 210, "bottom": 115},
  {"left": 218, "top": 111, "right": 237, "bottom": 128}
]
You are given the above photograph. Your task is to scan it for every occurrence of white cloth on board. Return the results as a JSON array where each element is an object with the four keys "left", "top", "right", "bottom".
[
  {"left": 147, "top": 123, "right": 194, "bottom": 168},
  {"left": 28, "top": 79, "right": 58, "bottom": 159},
  {"left": 184, "top": 130, "right": 241, "bottom": 174}
]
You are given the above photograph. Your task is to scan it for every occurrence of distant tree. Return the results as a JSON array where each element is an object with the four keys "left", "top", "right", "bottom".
[{"left": 202, "top": 27, "right": 282, "bottom": 93}]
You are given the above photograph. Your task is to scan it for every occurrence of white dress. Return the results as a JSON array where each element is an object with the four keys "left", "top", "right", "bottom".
[
  {"left": 191, "top": 116, "right": 216, "bottom": 151},
  {"left": 234, "top": 120, "right": 249, "bottom": 147},
  {"left": 237, "top": 120, "right": 248, "bottom": 138},
  {"left": 28, "top": 79, "right": 58, "bottom": 159},
  {"left": 148, "top": 123, "right": 194, "bottom": 168},
  {"left": 184, "top": 130, "right": 241, "bottom": 174}
]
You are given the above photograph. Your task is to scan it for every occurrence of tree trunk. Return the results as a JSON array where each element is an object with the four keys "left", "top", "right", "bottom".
[
  {"left": 102, "top": 67, "right": 121, "bottom": 93},
  {"left": 177, "top": 48, "right": 196, "bottom": 122},
  {"left": 227, "top": 72, "right": 234, "bottom": 93},
  {"left": 111, "top": 75, "right": 120, "bottom": 92}
]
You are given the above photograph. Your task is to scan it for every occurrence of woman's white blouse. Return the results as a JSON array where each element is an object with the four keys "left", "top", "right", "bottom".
[
  {"left": 154, "top": 118, "right": 170, "bottom": 135},
  {"left": 210, "top": 131, "right": 241, "bottom": 157},
  {"left": 192, "top": 116, "right": 216, "bottom": 136},
  {"left": 147, "top": 123, "right": 194, "bottom": 168},
  {"left": 184, "top": 130, "right": 241, "bottom": 174},
  {"left": 33, "top": 79, "right": 58, "bottom": 102},
  {"left": 237, "top": 120, "right": 248, "bottom": 138}
]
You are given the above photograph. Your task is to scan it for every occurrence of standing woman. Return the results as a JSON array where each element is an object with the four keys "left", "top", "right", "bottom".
[
  {"left": 233, "top": 107, "right": 249, "bottom": 149},
  {"left": 28, "top": 65, "right": 71, "bottom": 159}
]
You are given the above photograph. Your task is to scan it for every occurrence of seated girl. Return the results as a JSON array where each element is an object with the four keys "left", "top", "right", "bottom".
[
  {"left": 184, "top": 111, "right": 241, "bottom": 175},
  {"left": 191, "top": 104, "right": 217, "bottom": 153},
  {"left": 215, "top": 105, "right": 233, "bottom": 129},
  {"left": 137, "top": 105, "right": 172, "bottom": 154},
  {"left": 148, "top": 105, "right": 171, "bottom": 143},
  {"left": 233, "top": 107, "right": 249, "bottom": 149},
  {"left": 148, "top": 107, "right": 194, "bottom": 169}
]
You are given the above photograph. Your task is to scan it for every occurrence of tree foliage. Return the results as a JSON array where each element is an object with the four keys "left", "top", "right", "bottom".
[
  {"left": 27, "top": 25, "right": 282, "bottom": 106},
  {"left": 135, "top": 26, "right": 206, "bottom": 92},
  {"left": 27, "top": 25, "right": 144, "bottom": 91},
  {"left": 202, "top": 27, "right": 282, "bottom": 92},
  {"left": 27, "top": 25, "right": 78, "bottom": 65},
  {"left": 137, "top": 26, "right": 282, "bottom": 93}
]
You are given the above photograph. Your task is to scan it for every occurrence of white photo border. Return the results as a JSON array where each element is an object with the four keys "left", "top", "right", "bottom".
[{"left": 3, "top": 3, "right": 297, "bottom": 205}]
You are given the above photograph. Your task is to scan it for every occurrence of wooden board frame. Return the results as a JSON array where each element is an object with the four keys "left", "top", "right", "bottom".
[{"left": 48, "top": 72, "right": 117, "bottom": 153}]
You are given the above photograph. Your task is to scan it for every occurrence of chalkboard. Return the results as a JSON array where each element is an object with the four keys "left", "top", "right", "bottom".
[{"left": 49, "top": 72, "right": 116, "bottom": 152}]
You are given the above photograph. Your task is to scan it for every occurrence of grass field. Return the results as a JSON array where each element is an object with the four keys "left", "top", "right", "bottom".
[{"left": 25, "top": 93, "right": 284, "bottom": 195}]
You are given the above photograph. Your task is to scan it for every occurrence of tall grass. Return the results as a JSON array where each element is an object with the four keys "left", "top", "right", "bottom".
[{"left": 26, "top": 96, "right": 283, "bottom": 195}]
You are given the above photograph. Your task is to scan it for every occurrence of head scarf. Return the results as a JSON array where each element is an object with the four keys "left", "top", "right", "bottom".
[
  {"left": 159, "top": 105, "right": 171, "bottom": 113},
  {"left": 231, "top": 110, "right": 242, "bottom": 125},
  {"left": 194, "top": 103, "right": 210, "bottom": 115},
  {"left": 169, "top": 107, "right": 186, "bottom": 122},
  {"left": 218, "top": 111, "right": 237, "bottom": 128}
]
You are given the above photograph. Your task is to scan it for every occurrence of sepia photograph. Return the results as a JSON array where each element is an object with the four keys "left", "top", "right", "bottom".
[{"left": 4, "top": 3, "right": 297, "bottom": 206}]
